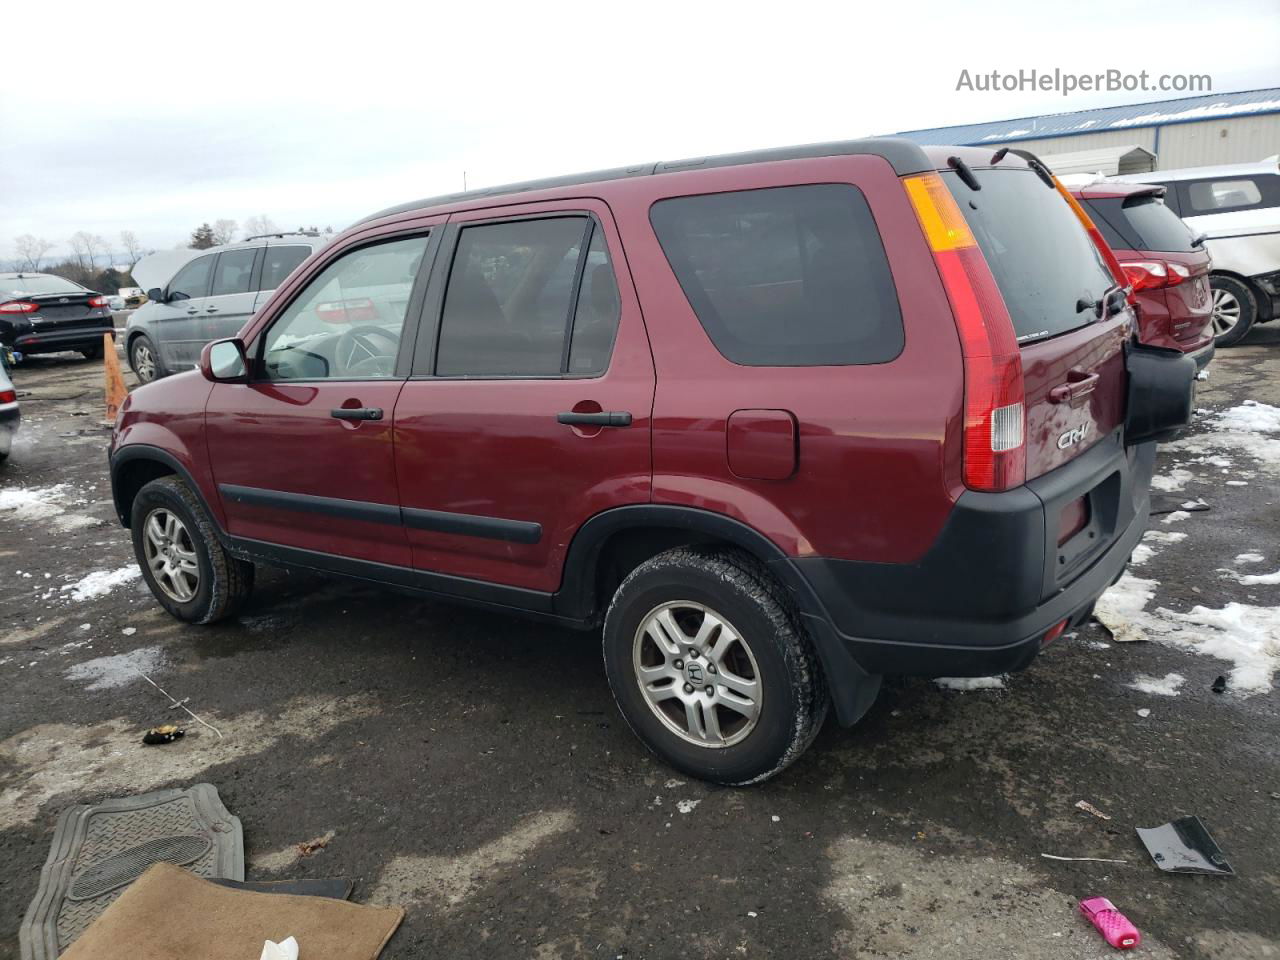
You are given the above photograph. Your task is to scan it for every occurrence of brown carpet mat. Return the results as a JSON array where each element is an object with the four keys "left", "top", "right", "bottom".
[{"left": 60, "top": 862, "right": 403, "bottom": 960}]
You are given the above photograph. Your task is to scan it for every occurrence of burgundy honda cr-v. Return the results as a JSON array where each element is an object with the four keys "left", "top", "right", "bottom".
[{"left": 109, "top": 140, "right": 1194, "bottom": 784}]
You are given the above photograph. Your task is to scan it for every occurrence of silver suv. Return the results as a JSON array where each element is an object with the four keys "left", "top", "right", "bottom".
[{"left": 126, "top": 233, "right": 330, "bottom": 382}]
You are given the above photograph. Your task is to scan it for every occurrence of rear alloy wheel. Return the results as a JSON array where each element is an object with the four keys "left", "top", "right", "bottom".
[
  {"left": 1209, "top": 275, "right": 1257, "bottom": 348},
  {"left": 603, "top": 547, "right": 830, "bottom": 785},
  {"left": 130, "top": 336, "right": 159, "bottom": 383}
]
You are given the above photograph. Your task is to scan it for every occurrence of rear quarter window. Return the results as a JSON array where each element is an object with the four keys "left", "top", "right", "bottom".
[
  {"left": 649, "top": 184, "right": 904, "bottom": 366},
  {"left": 1180, "top": 174, "right": 1280, "bottom": 215}
]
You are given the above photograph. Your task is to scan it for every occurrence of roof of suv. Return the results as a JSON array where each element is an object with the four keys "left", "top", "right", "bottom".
[
  {"left": 1114, "top": 158, "right": 1279, "bottom": 184},
  {"left": 1059, "top": 175, "right": 1166, "bottom": 200},
  {"left": 358, "top": 137, "right": 1019, "bottom": 226}
]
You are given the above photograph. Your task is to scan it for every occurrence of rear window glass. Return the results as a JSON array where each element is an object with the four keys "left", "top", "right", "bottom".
[
  {"left": 649, "top": 185, "right": 903, "bottom": 366},
  {"left": 1084, "top": 195, "right": 1195, "bottom": 254},
  {"left": 946, "top": 169, "right": 1116, "bottom": 344},
  {"left": 2, "top": 275, "right": 84, "bottom": 298}
]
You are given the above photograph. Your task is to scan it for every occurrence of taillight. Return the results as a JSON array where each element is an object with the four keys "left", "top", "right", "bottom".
[
  {"left": 0, "top": 389, "right": 15, "bottom": 404},
  {"left": 0, "top": 301, "right": 39, "bottom": 314},
  {"left": 88, "top": 296, "right": 109, "bottom": 308},
  {"left": 1120, "top": 260, "right": 1190, "bottom": 291},
  {"left": 904, "top": 172, "right": 1025, "bottom": 493}
]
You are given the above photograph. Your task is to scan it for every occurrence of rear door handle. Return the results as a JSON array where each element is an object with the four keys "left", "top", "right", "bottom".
[
  {"left": 186, "top": 308, "right": 199, "bottom": 315},
  {"left": 557, "top": 411, "right": 632, "bottom": 427},
  {"left": 205, "top": 306, "right": 219, "bottom": 313},
  {"left": 331, "top": 407, "right": 383, "bottom": 421},
  {"left": 1049, "top": 372, "right": 1101, "bottom": 404}
]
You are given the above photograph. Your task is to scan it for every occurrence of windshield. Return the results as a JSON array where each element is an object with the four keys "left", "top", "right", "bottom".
[
  {"left": 2, "top": 275, "right": 86, "bottom": 298},
  {"left": 944, "top": 169, "right": 1116, "bottom": 344}
]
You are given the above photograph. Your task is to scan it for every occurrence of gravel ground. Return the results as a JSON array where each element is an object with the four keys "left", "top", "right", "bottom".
[{"left": 1, "top": 326, "right": 1278, "bottom": 959}]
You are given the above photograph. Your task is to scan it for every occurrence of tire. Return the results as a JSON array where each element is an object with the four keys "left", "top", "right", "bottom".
[
  {"left": 130, "top": 476, "right": 254, "bottom": 624},
  {"left": 1209, "top": 274, "right": 1257, "bottom": 347},
  {"left": 80, "top": 340, "right": 105, "bottom": 360},
  {"left": 602, "top": 547, "right": 830, "bottom": 785},
  {"left": 129, "top": 335, "right": 161, "bottom": 383}
]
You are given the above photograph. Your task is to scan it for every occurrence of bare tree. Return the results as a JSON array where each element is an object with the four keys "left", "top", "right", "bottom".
[
  {"left": 14, "top": 234, "right": 55, "bottom": 271},
  {"left": 69, "top": 231, "right": 109, "bottom": 270},
  {"left": 242, "top": 214, "right": 280, "bottom": 238},
  {"left": 119, "top": 230, "right": 153, "bottom": 271},
  {"left": 212, "top": 219, "right": 239, "bottom": 245}
]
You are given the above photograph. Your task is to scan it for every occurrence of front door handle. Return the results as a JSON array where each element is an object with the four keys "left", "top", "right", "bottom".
[
  {"left": 205, "top": 306, "right": 219, "bottom": 313},
  {"left": 186, "top": 307, "right": 199, "bottom": 315},
  {"left": 331, "top": 407, "right": 383, "bottom": 421},
  {"left": 557, "top": 411, "right": 632, "bottom": 427}
]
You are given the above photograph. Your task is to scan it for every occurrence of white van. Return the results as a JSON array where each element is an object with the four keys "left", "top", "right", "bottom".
[{"left": 1116, "top": 158, "right": 1280, "bottom": 346}]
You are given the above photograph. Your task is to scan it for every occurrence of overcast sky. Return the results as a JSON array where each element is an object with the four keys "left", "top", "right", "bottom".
[{"left": 2, "top": 0, "right": 1277, "bottom": 262}]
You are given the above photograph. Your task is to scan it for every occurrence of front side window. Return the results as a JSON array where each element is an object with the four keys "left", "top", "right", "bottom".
[
  {"left": 261, "top": 245, "right": 312, "bottom": 291},
  {"left": 650, "top": 185, "right": 903, "bottom": 366},
  {"left": 260, "top": 235, "right": 428, "bottom": 381},
  {"left": 210, "top": 249, "right": 257, "bottom": 297},
  {"left": 168, "top": 255, "right": 214, "bottom": 301},
  {"left": 435, "top": 216, "right": 620, "bottom": 377},
  {"left": 1186, "top": 178, "right": 1264, "bottom": 212}
]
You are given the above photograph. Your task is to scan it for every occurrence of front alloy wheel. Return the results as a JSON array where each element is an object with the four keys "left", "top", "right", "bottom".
[
  {"left": 142, "top": 508, "right": 200, "bottom": 602},
  {"left": 634, "top": 601, "right": 762, "bottom": 748}
]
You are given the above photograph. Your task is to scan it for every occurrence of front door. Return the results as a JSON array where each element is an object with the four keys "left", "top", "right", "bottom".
[
  {"left": 393, "top": 201, "right": 655, "bottom": 593},
  {"left": 155, "top": 252, "right": 215, "bottom": 371},
  {"left": 205, "top": 228, "right": 439, "bottom": 567},
  {"left": 202, "top": 247, "right": 261, "bottom": 345}
]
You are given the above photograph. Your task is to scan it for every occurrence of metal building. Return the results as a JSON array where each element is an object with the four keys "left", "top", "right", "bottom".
[{"left": 894, "top": 88, "right": 1280, "bottom": 170}]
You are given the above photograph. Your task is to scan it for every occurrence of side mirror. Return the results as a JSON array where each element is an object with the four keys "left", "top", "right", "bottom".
[
  {"left": 200, "top": 338, "right": 248, "bottom": 383},
  {"left": 146, "top": 287, "right": 165, "bottom": 304}
]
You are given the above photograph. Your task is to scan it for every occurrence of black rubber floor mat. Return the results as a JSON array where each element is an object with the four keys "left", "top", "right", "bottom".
[{"left": 20, "top": 784, "right": 243, "bottom": 960}]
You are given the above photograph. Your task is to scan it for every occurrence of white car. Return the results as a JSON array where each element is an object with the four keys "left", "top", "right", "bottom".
[{"left": 1116, "top": 158, "right": 1280, "bottom": 346}]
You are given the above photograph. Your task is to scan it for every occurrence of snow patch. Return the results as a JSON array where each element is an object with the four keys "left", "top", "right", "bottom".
[
  {"left": 676, "top": 799, "right": 701, "bottom": 814},
  {"left": 1127, "top": 673, "right": 1185, "bottom": 696},
  {"left": 934, "top": 676, "right": 1005, "bottom": 691},
  {"left": 1150, "top": 469, "right": 1193, "bottom": 492},
  {"left": 0, "top": 485, "right": 70, "bottom": 521},
  {"left": 1161, "top": 511, "right": 1191, "bottom": 525},
  {"left": 1094, "top": 574, "right": 1158, "bottom": 643},
  {"left": 1237, "top": 569, "right": 1280, "bottom": 586},
  {"left": 1235, "top": 553, "right": 1265, "bottom": 564},
  {"left": 61, "top": 566, "right": 141, "bottom": 602},
  {"left": 1129, "top": 544, "right": 1155, "bottom": 565},
  {"left": 1167, "top": 401, "right": 1280, "bottom": 473},
  {"left": 64, "top": 646, "right": 165, "bottom": 691},
  {"left": 1143, "top": 530, "right": 1187, "bottom": 545}
]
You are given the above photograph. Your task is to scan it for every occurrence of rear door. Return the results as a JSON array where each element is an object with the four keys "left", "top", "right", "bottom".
[
  {"left": 255, "top": 243, "right": 314, "bottom": 311},
  {"left": 392, "top": 200, "right": 655, "bottom": 592},
  {"left": 945, "top": 168, "right": 1127, "bottom": 478},
  {"left": 204, "top": 247, "right": 261, "bottom": 343},
  {"left": 205, "top": 225, "right": 441, "bottom": 566},
  {"left": 156, "top": 253, "right": 215, "bottom": 371}
]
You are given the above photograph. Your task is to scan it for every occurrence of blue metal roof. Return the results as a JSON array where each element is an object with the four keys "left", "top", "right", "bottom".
[{"left": 894, "top": 87, "right": 1280, "bottom": 146}]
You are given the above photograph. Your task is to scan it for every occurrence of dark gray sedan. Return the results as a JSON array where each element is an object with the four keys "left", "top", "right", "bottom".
[{"left": 0, "top": 273, "right": 115, "bottom": 360}]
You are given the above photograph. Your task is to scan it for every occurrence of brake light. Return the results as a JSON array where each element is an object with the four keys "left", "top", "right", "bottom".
[
  {"left": 1120, "top": 260, "right": 1190, "bottom": 291},
  {"left": 316, "top": 298, "right": 376, "bottom": 325},
  {"left": 904, "top": 172, "right": 1025, "bottom": 492},
  {"left": 0, "top": 389, "right": 15, "bottom": 404},
  {"left": 88, "top": 296, "right": 109, "bottom": 308},
  {"left": 0, "top": 301, "right": 39, "bottom": 314},
  {"left": 1041, "top": 619, "right": 1069, "bottom": 647}
]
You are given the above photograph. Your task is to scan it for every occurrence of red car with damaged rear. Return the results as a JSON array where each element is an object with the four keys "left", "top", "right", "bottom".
[
  {"left": 1068, "top": 178, "right": 1215, "bottom": 370},
  {"left": 108, "top": 140, "right": 1195, "bottom": 785}
]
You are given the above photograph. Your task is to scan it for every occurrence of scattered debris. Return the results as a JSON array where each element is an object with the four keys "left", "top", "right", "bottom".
[
  {"left": 676, "top": 799, "right": 701, "bottom": 814},
  {"left": 1136, "top": 709, "right": 1151, "bottom": 718},
  {"left": 297, "top": 833, "right": 333, "bottom": 857},
  {"left": 771, "top": 815, "right": 781, "bottom": 823},
  {"left": 1040, "top": 854, "right": 1128, "bottom": 864},
  {"left": 141, "top": 725, "right": 185, "bottom": 745},
  {"left": 747, "top": 911, "right": 758, "bottom": 918},
  {"left": 1075, "top": 800, "right": 1111, "bottom": 821},
  {"left": 135, "top": 669, "right": 223, "bottom": 739},
  {"left": 1211, "top": 675, "right": 1227, "bottom": 694},
  {"left": 1136, "top": 816, "right": 1234, "bottom": 875},
  {"left": 260, "top": 936, "right": 299, "bottom": 960},
  {"left": 1080, "top": 897, "right": 1141, "bottom": 949},
  {"left": 122, "top": 627, "right": 137, "bottom": 636}
]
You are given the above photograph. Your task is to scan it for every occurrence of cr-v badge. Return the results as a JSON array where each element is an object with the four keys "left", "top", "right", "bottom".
[{"left": 1057, "top": 423, "right": 1092, "bottom": 449}]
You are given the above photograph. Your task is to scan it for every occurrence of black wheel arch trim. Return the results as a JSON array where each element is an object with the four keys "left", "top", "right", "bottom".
[{"left": 110, "top": 445, "right": 214, "bottom": 530}]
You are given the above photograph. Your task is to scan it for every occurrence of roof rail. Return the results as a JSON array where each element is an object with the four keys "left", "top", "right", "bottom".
[{"left": 241, "top": 231, "right": 323, "bottom": 242}]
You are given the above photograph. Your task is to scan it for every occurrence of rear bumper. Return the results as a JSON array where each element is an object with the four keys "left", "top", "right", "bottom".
[
  {"left": 1187, "top": 340, "right": 1215, "bottom": 371},
  {"left": 780, "top": 432, "right": 1154, "bottom": 692},
  {"left": 0, "top": 402, "right": 19, "bottom": 448},
  {"left": 7, "top": 324, "right": 115, "bottom": 354}
]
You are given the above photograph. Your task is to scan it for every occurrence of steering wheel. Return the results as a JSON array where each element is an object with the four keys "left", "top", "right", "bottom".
[{"left": 335, "top": 325, "right": 399, "bottom": 377}]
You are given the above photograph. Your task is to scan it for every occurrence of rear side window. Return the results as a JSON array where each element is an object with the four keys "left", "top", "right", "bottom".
[
  {"left": 946, "top": 170, "right": 1115, "bottom": 343},
  {"left": 1084, "top": 195, "right": 1195, "bottom": 253},
  {"left": 649, "top": 185, "right": 903, "bottom": 366},
  {"left": 435, "top": 216, "right": 616, "bottom": 378},
  {"left": 210, "top": 249, "right": 257, "bottom": 297},
  {"left": 1184, "top": 177, "right": 1267, "bottom": 213},
  {"left": 261, "top": 245, "right": 311, "bottom": 291},
  {"left": 168, "top": 255, "right": 214, "bottom": 301}
]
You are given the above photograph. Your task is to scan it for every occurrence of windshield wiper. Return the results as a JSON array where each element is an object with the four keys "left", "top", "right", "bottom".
[
  {"left": 1077, "top": 285, "right": 1127, "bottom": 319},
  {"left": 1191, "top": 232, "right": 1208, "bottom": 248},
  {"left": 991, "top": 146, "right": 1057, "bottom": 189},
  {"left": 947, "top": 155, "right": 981, "bottom": 191}
]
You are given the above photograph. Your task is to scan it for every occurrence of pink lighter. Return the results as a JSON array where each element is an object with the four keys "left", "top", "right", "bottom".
[{"left": 1079, "top": 897, "right": 1141, "bottom": 949}]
